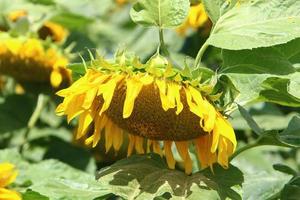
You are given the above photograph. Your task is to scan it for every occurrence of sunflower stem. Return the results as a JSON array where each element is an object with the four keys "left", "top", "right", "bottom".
[
  {"left": 158, "top": 28, "right": 169, "bottom": 56},
  {"left": 194, "top": 40, "right": 209, "bottom": 68},
  {"left": 229, "top": 142, "right": 260, "bottom": 161},
  {"left": 20, "top": 93, "right": 46, "bottom": 154}
]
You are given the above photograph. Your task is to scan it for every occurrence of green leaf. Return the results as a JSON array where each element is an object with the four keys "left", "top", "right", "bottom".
[
  {"left": 220, "top": 39, "right": 300, "bottom": 106},
  {"left": 232, "top": 147, "right": 293, "bottom": 200},
  {"left": 202, "top": 0, "right": 238, "bottom": 24},
  {"left": 273, "top": 164, "right": 297, "bottom": 176},
  {"left": 252, "top": 115, "right": 300, "bottom": 148},
  {"left": 130, "top": 0, "right": 190, "bottom": 28},
  {"left": 0, "top": 149, "right": 109, "bottom": 200},
  {"left": 208, "top": 0, "right": 300, "bottom": 50},
  {"left": 23, "top": 190, "right": 49, "bottom": 200},
  {"left": 97, "top": 153, "right": 243, "bottom": 200},
  {"left": 281, "top": 176, "right": 300, "bottom": 200},
  {"left": 259, "top": 77, "right": 300, "bottom": 107},
  {"left": 278, "top": 115, "right": 300, "bottom": 147},
  {"left": 237, "top": 104, "right": 263, "bottom": 136}
]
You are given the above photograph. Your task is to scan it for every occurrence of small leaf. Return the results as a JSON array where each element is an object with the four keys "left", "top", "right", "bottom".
[
  {"left": 273, "top": 164, "right": 297, "bottom": 176},
  {"left": 22, "top": 190, "right": 49, "bottom": 200},
  {"left": 278, "top": 115, "right": 300, "bottom": 147},
  {"left": 238, "top": 104, "right": 264, "bottom": 136},
  {"left": 130, "top": 0, "right": 190, "bottom": 29}
]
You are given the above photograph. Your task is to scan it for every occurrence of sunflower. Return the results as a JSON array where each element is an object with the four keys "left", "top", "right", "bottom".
[
  {"left": 0, "top": 33, "right": 70, "bottom": 88},
  {"left": 0, "top": 162, "right": 21, "bottom": 200},
  {"left": 177, "top": 3, "right": 209, "bottom": 36},
  {"left": 56, "top": 53, "right": 236, "bottom": 174},
  {"left": 6, "top": 9, "right": 68, "bottom": 43}
]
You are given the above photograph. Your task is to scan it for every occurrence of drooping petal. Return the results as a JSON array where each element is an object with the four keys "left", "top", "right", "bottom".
[
  {"left": 175, "top": 141, "right": 192, "bottom": 174},
  {"left": 98, "top": 75, "right": 123, "bottom": 115},
  {"left": 164, "top": 141, "right": 175, "bottom": 169},
  {"left": 123, "top": 75, "right": 153, "bottom": 118},
  {"left": 76, "top": 110, "right": 94, "bottom": 139},
  {"left": 168, "top": 83, "right": 183, "bottom": 115},
  {"left": 156, "top": 79, "right": 171, "bottom": 111}
]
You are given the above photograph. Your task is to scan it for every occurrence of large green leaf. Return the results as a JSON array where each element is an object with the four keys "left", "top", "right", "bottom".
[
  {"left": 207, "top": 0, "right": 300, "bottom": 50},
  {"left": 97, "top": 153, "right": 243, "bottom": 200},
  {"left": 130, "top": 0, "right": 189, "bottom": 28},
  {"left": 0, "top": 149, "right": 109, "bottom": 200},
  {"left": 202, "top": 0, "right": 238, "bottom": 24},
  {"left": 232, "top": 147, "right": 293, "bottom": 200},
  {"left": 220, "top": 39, "right": 300, "bottom": 106}
]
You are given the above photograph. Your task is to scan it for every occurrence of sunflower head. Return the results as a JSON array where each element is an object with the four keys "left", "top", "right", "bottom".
[
  {"left": 0, "top": 33, "right": 71, "bottom": 88},
  {"left": 56, "top": 51, "right": 236, "bottom": 174},
  {"left": 0, "top": 162, "right": 21, "bottom": 200}
]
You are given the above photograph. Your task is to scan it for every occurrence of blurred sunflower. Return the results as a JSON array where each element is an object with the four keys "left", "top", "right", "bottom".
[
  {"left": 0, "top": 9, "right": 71, "bottom": 89},
  {"left": 0, "top": 34, "right": 70, "bottom": 88},
  {"left": 6, "top": 9, "right": 69, "bottom": 44},
  {"left": 0, "top": 162, "right": 21, "bottom": 200},
  {"left": 177, "top": 3, "right": 210, "bottom": 36},
  {"left": 56, "top": 52, "right": 237, "bottom": 174},
  {"left": 115, "top": 0, "right": 129, "bottom": 6}
]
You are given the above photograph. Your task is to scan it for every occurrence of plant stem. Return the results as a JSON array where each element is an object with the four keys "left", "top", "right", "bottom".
[
  {"left": 158, "top": 28, "right": 169, "bottom": 56},
  {"left": 194, "top": 40, "right": 209, "bottom": 68},
  {"left": 229, "top": 142, "right": 259, "bottom": 161},
  {"left": 20, "top": 94, "right": 46, "bottom": 154}
]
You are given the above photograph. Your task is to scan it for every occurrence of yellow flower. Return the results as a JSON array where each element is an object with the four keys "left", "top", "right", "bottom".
[
  {"left": 0, "top": 163, "right": 21, "bottom": 200},
  {"left": 0, "top": 34, "right": 71, "bottom": 88},
  {"left": 7, "top": 10, "right": 27, "bottom": 22},
  {"left": 177, "top": 3, "right": 209, "bottom": 36},
  {"left": 38, "top": 21, "right": 69, "bottom": 43},
  {"left": 56, "top": 55, "right": 236, "bottom": 174},
  {"left": 6, "top": 10, "right": 68, "bottom": 43}
]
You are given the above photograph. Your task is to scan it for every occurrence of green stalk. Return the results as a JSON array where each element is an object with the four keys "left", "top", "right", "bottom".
[
  {"left": 194, "top": 40, "right": 209, "bottom": 68},
  {"left": 20, "top": 94, "right": 46, "bottom": 154}
]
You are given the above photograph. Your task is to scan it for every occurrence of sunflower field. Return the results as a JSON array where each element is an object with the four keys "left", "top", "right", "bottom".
[{"left": 0, "top": 0, "right": 300, "bottom": 199}]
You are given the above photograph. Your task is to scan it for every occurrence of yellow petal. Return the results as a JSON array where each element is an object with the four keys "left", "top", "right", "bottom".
[
  {"left": 175, "top": 141, "right": 192, "bottom": 174},
  {"left": 0, "top": 163, "right": 18, "bottom": 188},
  {"left": 50, "top": 70, "right": 63, "bottom": 88},
  {"left": 156, "top": 79, "right": 171, "bottom": 111},
  {"left": 105, "top": 120, "right": 113, "bottom": 153},
  {"left": 82, "top": 88, "right": 97, "bottom": 110},
  {"left": 168, "top": 83, "right": 183, "bottom": 115},
  {"left": 76, "top": 110, "right": 94, "bottom": 139},
  {"left": 134, "top": 136, "right": 145, "bottom": 154},
  {"left": 127, "top": 134, "right": 135, "bottom": 157},
  {"left": 202, "top": 100, "right": 216, "bottom": 132},
  {"left": 98, "top": 75, "right": 123, "bottom": 115},
  {"left": 65, "top": 94, "right": 85, "bottom": 123},
  {"left": 112, "top": 124, "right": 124, "bottom": 152},
  {"left": 123, "top": 77, "right": 143, "bottom": 118},
  {"left": 164, "top": 141, "right": 175, "bottom": 169},
  {"left": 0, "top": 188, "right": 21, "bottom": 200},
  {"left": 4, "top": 39, "right": 21, "bottom": 55}
]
